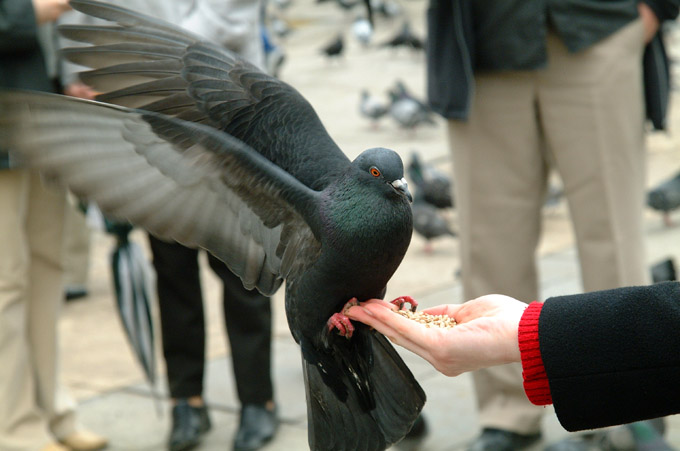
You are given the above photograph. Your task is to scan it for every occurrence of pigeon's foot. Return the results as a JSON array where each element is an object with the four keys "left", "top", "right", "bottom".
[
  {"left": 327, "top": 298, "right": 359, "bottom": 338},
  {"left": 391, "top": 295, "right": 417, "bottom": 312}
]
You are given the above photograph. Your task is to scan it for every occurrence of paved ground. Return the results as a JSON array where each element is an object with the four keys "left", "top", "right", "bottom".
[{"left": 57, "top": 1, "right": 680, "bottom": 449}]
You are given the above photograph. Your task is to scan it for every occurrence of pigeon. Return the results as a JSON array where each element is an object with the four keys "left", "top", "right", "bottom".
[
  {"left": 324, "top": 0, "right": 374, "bottom": 26},
  {"left": 389, "top": 80, "right": 432, "bottom": 115},
  {"left": 371, "top": 0, "right": 401, "bottom": 19},
  {"left": 389, "top": 97, "right": 435, "bottom": 130},
  {"left": 543, "top": 183, "right": 564, "bottom": 210},
  {"left": 647, "top": 169, "right": 680, "bottom": 226},
  {"left": 335, "top": 0, "right": 361, "bottom": 11},
  {"left": 270, "top": 16, "right": 293, "bottom": 39},
  {"left": 0, "top": 1, "right": 425, "bottom": 450},
  {"left": 352, "top": 15, "right": 373, "bottom": 46},
  {"left": 321, "top": 33, "right": 344, "bottom": 59},
  {"left": 359, "top": 89, "right": 388, "bottom": 128},
  {"left": 388, "top": 82, "right": 436, "bottom": 131},
  {"left": 408, "top": 152, "right": 454, "bottom": 209},
  {"left": 651, "top": 257, "right": 677, "bottom": 283},
  {"left": 412, "top": 197, "right": 456, "bottom": 253},
  {"left": 380, "top": 22, "right": 424, "bottom": 51}
]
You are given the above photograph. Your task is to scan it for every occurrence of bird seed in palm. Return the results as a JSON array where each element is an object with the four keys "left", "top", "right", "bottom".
[{"left": 396, "top": 310, "right": 457, "bottom": 328}]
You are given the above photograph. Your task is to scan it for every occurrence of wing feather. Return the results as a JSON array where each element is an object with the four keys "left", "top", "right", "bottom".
[
  {"left": 78, "top": 60, "right": 184, "bottom": 92},
  {"left": 0, "top": 91, "right": 321, "bottom": 295},
  {"left": 61, "top": 0, "right": 350, "bottom": 189}
]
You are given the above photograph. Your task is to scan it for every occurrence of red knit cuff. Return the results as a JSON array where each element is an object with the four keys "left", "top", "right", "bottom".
[{"left": 518, "top": 301, "right": 552, "bottom": 405}]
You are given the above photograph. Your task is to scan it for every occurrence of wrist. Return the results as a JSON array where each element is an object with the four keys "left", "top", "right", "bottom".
[
  {"left": 518, "top": 301, "right": 552, "bottom": 405},
  {"left": 506, "top": 308, "right": 523, "bottom": 364}
]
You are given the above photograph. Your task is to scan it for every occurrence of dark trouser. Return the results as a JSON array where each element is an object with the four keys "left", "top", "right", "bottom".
[{"left": 148, "top": 235, "right": 274, "bottom": 405}]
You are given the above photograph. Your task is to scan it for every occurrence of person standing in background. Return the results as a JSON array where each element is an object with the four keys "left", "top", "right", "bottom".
[
  {"left": 60, "top": 1, "right": 278, "bottom": 450},
  {"left": 0, "top": 0, "right": 109, "bottom": 450},
  {"left": 426, "top": 1, "right": 679, "bottom": 450}
]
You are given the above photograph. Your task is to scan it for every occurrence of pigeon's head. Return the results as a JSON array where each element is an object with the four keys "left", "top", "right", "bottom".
[{"left": 352, "top": 147, "right": 413, "bottom": 203}]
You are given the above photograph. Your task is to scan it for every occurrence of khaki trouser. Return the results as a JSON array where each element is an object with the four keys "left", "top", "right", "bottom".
[
  {"left": 447, "top": 19, "right": 649, "bottom": 434},
  {"left": 0, "top": 169, "right": 77, "bottom": 450}
]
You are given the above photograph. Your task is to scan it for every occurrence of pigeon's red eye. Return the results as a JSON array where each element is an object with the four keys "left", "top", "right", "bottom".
[{"left": 370, "top": 167, "right": 381, "bottom": 177}]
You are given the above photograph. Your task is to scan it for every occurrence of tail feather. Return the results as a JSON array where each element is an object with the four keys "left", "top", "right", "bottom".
[
  {"left": 304, "top": 356, "right": 386, "bottom": 451},
  {"left": 369, "top": 331, "right": 426, "bottom": 444},
  {"left": 303, "top": 329, "right": 426, "bottom": 450}
]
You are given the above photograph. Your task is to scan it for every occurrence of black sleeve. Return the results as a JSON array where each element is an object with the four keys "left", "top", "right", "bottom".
[
  {"left": 641, "top": 0, "right": 680, "bottom": 22},
  {"left": 539, "top": 281, "right": 680, "bottom": 431}
]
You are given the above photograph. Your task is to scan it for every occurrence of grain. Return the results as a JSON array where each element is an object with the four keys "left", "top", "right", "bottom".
[{"left": 396, "top": 310, "right": 457, "bottom": 329}]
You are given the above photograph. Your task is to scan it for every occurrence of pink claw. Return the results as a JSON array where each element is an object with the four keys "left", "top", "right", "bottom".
[
  {"left": 327, "top": 298, "right": 359, "bottom": 338},
  {"left": 391, "top": 295, "right": 418, "bottom": 312}
]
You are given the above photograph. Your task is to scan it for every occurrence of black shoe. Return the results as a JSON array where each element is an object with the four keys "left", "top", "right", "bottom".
[
  {"left": 233, "top": 404, "right": 278, "bottom": 451},
  {"left": 65, "top": 287, "right": 88, "bottom": 301},
  {"left": 168, "top": 399, "right": 211, "bottom": 451},
  {"left": 468, "top": 428, "right": 541, "bottom": 451}
]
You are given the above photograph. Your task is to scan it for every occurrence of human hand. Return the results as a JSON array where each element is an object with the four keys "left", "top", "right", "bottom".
[
  {"left": 64, "top": 82, "right": 99, "bottom": 100},
  {"left": 32, "top": 0, "right": 71, "bottom": 24},
  {"left": 638, "top": 2, "right": 660, "bottom": 44},
  {"left": 346, "top": 295, "right": 528, "bottom": 377}
]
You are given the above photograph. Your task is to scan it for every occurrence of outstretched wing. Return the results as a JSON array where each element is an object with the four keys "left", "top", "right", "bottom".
[
  {"left": 60, "top": 0, "right": 350, "bottom": 190},
  {"left": 0, "top": 91, "right": 322, "bottom": 295}
]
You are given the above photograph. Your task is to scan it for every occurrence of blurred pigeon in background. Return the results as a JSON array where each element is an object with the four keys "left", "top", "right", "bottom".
[
  {"left": 388, "top": 80, "right": 436, "bottom": 130},
  {"left": 412, "top": 198, "right": 456, "bottom": 253},
  {"left": 320, "top": 0, "right": 374, "bottom": 26},
  {"left": 408, "top": 152, "right": 454, "bottom": 209},
  {"left": 352, "top": 15, "right": 373, "bottom": 46},
  {"left": 543, "top": 183, "right": 564, "bottom": 210},
  {"left": 647, "top": 169, "right": 680, "bottom": 226},
  {"left": 389, "top": 95, "right": 435, "bottom": 130},
  {"left": 335, "top": 0, "right": 361, "bottom": 10},
  {"left": 380, "top": 21, "right": 424, "bottom": 51},
  {"left": 372, "top": 0, "right": 402, "bottom": 18},
  {"left": 0, "top": 1, "right": 425, "bottom": 450},
  {"left": 389, "top": 80, "right": 432, "bottom": 114},
  {"left": 359, "top": 89, "right": 388, "bottom": 128},
  {"left": 270, "top": 15, "right": 293, "bottom": 39},
  {"left": 651, "top": 257, "right": 677, "bottom": 283},
  {"left": 321, "top": 33, "right": 344, "bottom": 59}
]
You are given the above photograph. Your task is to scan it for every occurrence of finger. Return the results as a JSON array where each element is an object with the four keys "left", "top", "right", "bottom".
[
  {"left": 361, "top": 302, "right": 440, "bottom": 347},
  {"left": 346, "top": 305, "right": 406, "bottom": 338},
  {"left": 421, "top": 304, "right": 461, "bottom": 317},
  {"left": 359, "top": 298, "right": 399, "bottom": 311},
  {"left": 347, "top": 305, "right": 407, "bottom": 342},
  {"left": 348, "top": 304, "right": 433, "bottom": 357},
  {"left": 345, "top": 304, "right": 375, "bottom": 323}
]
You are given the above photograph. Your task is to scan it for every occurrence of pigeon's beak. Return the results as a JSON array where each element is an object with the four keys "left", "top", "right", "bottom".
[{"left": 391, "top": 177, "right": 413, "bottom": 203}]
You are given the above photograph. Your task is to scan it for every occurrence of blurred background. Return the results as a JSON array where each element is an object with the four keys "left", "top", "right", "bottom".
[{"left": 56, "top": 0, "right": 680, "bottom": 449}]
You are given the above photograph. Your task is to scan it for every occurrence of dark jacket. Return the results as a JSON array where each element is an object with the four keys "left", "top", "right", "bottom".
[
  {"left": 0, "top": 0, "right": 56, "bottom": 169},
  {"left": 426, "top": 0, "right": 680, "bottom": 129},
  {"left": 539, "top": 281, "right": 680, "bottom": 431}
]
